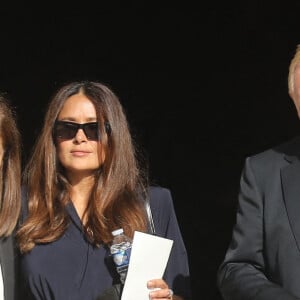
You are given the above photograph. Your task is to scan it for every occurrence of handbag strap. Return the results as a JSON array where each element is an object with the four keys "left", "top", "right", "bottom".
[{"left": 145, "top": 195, "right": 156, "bottom": 235}]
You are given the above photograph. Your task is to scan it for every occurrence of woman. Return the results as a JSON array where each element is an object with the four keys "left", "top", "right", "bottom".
[
  {"left": 0, "top": 96, "right": 21, "bottom": 300},
  {"left": 17, "top": 81, "right": 191, "bottom": 300}
]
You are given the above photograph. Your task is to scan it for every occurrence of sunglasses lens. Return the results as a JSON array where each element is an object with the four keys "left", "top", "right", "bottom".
[
  {"left": 83, "top": 123, "right": 99, "bottom": 140},
  {"left": 55, "top": 122, "right": 78, "bottom": 139}
]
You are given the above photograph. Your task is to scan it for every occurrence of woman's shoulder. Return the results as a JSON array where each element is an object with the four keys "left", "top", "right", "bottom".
[
  {"left": 149, "top": 185, "right": 171, "bottom": 196},
  {"left": 148, "top": 185, "right": 174, "bottom": 212},
  {"left": 149, "top": 185, "right": 172, "bottom": 201}
]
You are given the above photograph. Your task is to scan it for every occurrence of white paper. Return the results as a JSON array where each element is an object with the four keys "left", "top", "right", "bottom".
[{"left": 121, "top": 231, "right": 173, "bottom": 300}]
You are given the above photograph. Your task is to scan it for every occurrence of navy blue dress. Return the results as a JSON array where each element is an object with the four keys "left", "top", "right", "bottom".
[{"left": 20, "top": 186, "right": 191, "bottom": 300}]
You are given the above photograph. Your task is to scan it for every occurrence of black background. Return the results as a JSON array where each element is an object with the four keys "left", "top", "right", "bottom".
[{"left": 1, "top": 1, "right": 300, "bottom": 299}]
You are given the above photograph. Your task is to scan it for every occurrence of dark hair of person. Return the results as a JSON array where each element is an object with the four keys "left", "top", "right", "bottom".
[
  {"left": 0, "top": 96, "right": 21, "bottom": 236},
  {"left": 17, "top": 81, "right": 149, "bottom": 253}
]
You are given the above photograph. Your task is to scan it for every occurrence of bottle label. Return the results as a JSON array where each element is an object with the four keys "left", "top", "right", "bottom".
[{"left": 112, "top": 248, "right": 131, "bottom": 266}]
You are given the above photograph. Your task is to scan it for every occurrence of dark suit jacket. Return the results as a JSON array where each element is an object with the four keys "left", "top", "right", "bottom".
[
  {"left": 217, "top": 136, "right": 300, "bottom": 300},
  {"left": 0, "top": 234, "right": 19, "bottom": 300}
]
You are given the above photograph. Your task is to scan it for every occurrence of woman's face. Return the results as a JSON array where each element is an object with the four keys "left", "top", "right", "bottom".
[{"left": 55, "top": 93, "right": 104, "bottom": 179}]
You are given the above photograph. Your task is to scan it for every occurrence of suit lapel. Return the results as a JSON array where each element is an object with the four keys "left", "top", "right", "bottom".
[{"left": 282, "top": 157, "right": 300, "bottom": 252}]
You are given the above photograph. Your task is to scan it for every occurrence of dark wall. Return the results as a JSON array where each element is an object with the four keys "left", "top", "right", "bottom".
[{"left": 1, "top": 2, "right": 300, "bottom": 299}]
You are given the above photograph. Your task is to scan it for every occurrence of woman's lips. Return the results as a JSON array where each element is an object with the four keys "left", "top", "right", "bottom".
[{"left": 71, "top": 150, "right": 91, "bottom": 157}]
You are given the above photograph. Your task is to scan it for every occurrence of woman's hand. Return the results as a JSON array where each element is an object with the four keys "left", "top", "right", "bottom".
[{"left": 147, "top": 279, "right": 183, "bottom": 300}]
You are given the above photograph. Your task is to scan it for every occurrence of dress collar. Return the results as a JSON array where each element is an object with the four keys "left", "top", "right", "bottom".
[{"left": 65, "top": 201, "right": 84, "bottom": 232}]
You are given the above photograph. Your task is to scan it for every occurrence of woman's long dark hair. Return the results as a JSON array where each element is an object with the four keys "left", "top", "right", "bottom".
[{"left": 0, "top": 96, "right": 21, "bottom": 236}]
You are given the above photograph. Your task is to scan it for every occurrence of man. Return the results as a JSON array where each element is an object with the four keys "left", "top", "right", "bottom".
[{"left": 217, "top": 45, "right": 300, "bottom": 300}]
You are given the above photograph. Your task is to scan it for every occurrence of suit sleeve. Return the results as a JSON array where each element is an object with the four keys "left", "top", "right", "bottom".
[{"left": 217, "top": 157, "right": 300, "bottom": 300}]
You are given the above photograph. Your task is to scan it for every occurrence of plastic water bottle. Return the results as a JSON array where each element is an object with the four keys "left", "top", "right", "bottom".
[{"left": 110, "top": 228, "right": 132, "bottom": 284}]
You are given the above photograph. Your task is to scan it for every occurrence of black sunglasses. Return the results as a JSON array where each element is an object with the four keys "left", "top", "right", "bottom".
[{"left": 53, "top": 121, "right": 100, "bottom": 140}]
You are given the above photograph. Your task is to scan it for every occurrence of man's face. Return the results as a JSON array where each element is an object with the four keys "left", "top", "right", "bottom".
[{"left": 292, "top": 64, "right": 300, "bottom": 117}]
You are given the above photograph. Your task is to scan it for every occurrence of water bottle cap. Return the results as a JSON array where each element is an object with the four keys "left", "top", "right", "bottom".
[{"left": 112, "top": 228, "right": 124, "bottom": 236}]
